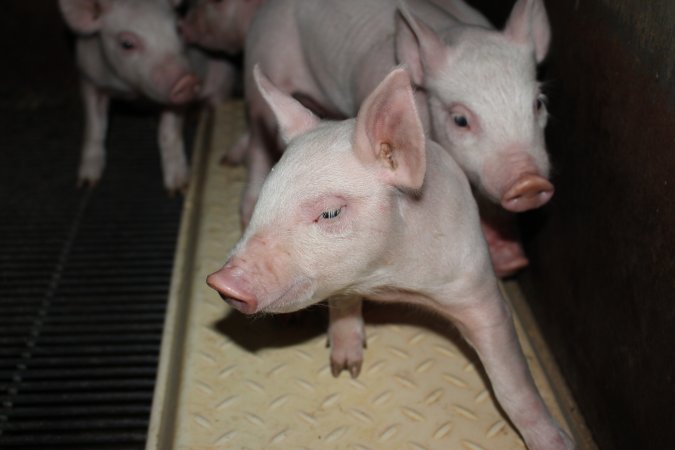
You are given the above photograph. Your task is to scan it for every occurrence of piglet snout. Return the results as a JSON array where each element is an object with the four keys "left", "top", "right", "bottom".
[
  {"left": 170, "top": 74, "right": 201, "bottom": 104},
  {"left": 206, "top": 266, "right": 258, "bottom": 314},
  {"left": 501, "top": 174, "right": 554, "bottom": 212}
]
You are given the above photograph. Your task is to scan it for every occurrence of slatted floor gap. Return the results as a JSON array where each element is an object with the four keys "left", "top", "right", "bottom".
[{"left": 0, "top": 100, "right": 190, "bottom": 449}]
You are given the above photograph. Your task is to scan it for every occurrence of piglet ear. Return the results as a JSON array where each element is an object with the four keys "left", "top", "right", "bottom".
[
  {"left": 253, "top": 65, "right": 320, "bottom": 144},
  {"left": 395, "top": 2, "right": 449, "bottom": 87},
  {"left": 58, "top": 0, "right": 108, "bottom": 35},
  {"left": 353, "top": 68, "right": 426, "bottom": 191},
  {"left": 503, "top": 0, "right": 551, "bottom": 63}
]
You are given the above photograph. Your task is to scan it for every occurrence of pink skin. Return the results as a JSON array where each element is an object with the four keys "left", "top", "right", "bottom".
[
  {"left": 477, "top": 144, "right": 553, "bottom": 275},
  {"left": 150, "top": 54, "right": 201, "bottom": 105},
  {"left": 168, "top": 73, "right": 201, "bottom": 104},
  {"left": 481, "top": 146, "right": 555, "bottom": 212},
  {"left": 208, "top": 68, "right": 576, "bottom": 450},
  {"left": 180, "top": 0, "right": 265, "bottom": 54},
  {"left": 484, "top": 164, "right": 554, "bottom": 275},
  {"left": 241, "top": 0, "right": 554, "bottom": 272},
  {"left": 59, "top": 0, "right": 234, "bottom": 192},
  {"left": 327, "top": 296, "right": 365, "bottom": 378},
  {"left": 207, "top": 262, "right": 259, "bottom": 314},
  {"left": 480, "top": 208, "right": 529, "bottom": 277},
  {"left": 206, "top": 233, "right": 314, "bottom": 314},
  {"left": 502, "top": 174, "right": 554, "bottom": 212}
]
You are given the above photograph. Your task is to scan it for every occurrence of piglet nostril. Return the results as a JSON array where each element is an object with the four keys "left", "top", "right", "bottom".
[
  {"left": 170, "top": 74, "right": 200, "bottom": 104},
  {"left": 206, "top": 269, "right": 258, "bottom": 314},
  {"left": 501, "top": 175, "right": 554, "bottom": 212}
]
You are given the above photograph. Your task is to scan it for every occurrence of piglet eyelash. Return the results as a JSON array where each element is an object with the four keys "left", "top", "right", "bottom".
[{"left": 320, "top": 207, "right": 342, "bottom": 220}]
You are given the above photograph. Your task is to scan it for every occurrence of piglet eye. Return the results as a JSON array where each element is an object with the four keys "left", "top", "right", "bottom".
[
  {"left": 120, "top": 39, "right": 135, "bottom": 50},
  {"left": 320, "top": 207, "right": 342, "bottom": 220},
  {"left": 453, "top": 115, "right": 469, "bottom": 128},
  {"left": 535, "top": 95, "right": 546, "bottom": 112},
  {"left": 118, "top": 33, "right": 140, "bottom": 51}
]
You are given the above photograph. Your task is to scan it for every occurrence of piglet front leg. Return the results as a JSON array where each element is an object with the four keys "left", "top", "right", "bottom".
[
  {"left": 443, "top": 291, "right": 576, "bottom": 450},
  {"left": 480, "top": 203, "right": 529, "bottom": 278},
  {"left": 78, "top": 79, "right": 109, "bottom": 187},
  {"left": 158, "top": 108, "right": 190, "bottom": 195},
  {"left": 328, "top": 296, "right": 366, "bottom": 379},
  {"left": 220, "top": 130, "right": 249, "bottom": 166},
  {"left": 199, "top": 58, "right": 237, "bottom": 108}
]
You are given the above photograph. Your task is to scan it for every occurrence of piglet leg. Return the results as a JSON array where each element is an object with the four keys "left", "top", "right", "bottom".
[
  {"left": 328, "top": 295, "right": 366, "bottom": 379},
  {"left": 479, "top": 203, "right": 529, "bottom": 277},
  {"left": 158, "top": 108, "right": 189, "bottom": 195},
  {"left": 78, "top": 79, "right": 109, "bottom": 187},
  {"left": 201, "top": 58, "right": 237, "bottom": 108},
  {"left": 443, "top": 294, "right": 576, "bottom": 450},
  {"left": 221, "top": 130, "right": 249, "bottom": 166}
]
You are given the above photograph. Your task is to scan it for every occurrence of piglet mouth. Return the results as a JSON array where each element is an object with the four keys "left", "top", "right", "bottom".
[
  {"left": 500, "top": 174, "right": 554, "bottom": 212},
  {"left": 260, "top": 277, "right": 317, "bottom": 314},
  {"left": 220, "top": 295, "right": 257, "bottom": 315},
  {"left": 206, "top": 269, "right": 316, "bottom": 316},
  {"left": 212, "top": 289, "right": 259, "bottom": 315}
]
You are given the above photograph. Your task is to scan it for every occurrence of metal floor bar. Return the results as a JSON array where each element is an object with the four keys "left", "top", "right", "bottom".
[{"left": 0, "top": 100, "right": 189, "bottom": 448}]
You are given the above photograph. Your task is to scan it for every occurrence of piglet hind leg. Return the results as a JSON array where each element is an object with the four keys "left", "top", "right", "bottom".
[
  {"left": 440, "top": 291, "right": 576, "bottom": 450},
  {"left": 328, "top": 296, "right": 366, "bottom": 379},
  {"left": 78, "top": 79, "right": 109, "bottom": 187},
  {"left": 158, "top": 109, "right": 190, "bottom": 195}
]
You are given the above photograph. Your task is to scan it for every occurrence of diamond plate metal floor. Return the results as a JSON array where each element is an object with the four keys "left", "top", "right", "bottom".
[{"left": 147, "top": 102, "right": 586, "bottom": 450}]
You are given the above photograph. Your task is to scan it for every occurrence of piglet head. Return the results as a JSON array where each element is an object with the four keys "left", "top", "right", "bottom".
[
  {"left": 207, "top": 66, "right": 426, "bottom": 314},
  {"left": 60, "top": 0, "right": 201, "bottom": 104},
  {"left": 396, "top": 0, "right": 554, "bottom": 212}
]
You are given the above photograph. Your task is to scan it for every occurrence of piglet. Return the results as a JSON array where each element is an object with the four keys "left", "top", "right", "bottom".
[
  {"left": 59, "top": 0, "right": 235, "bottom": 192},
  {"left": 395, "top": 0, "right": 555, "bottom": 275},
  {"left": 207, "top": 67, "right": 576, "bottom": 450}
]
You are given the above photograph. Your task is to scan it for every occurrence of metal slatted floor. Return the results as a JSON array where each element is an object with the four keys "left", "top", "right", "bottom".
[{"left": 0, "top": 100, "right": 188, "bottom": 448}]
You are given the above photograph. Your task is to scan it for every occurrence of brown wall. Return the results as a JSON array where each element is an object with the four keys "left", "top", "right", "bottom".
[{"left": 513, "top": 1, "right": 675, "bottom": 449}]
